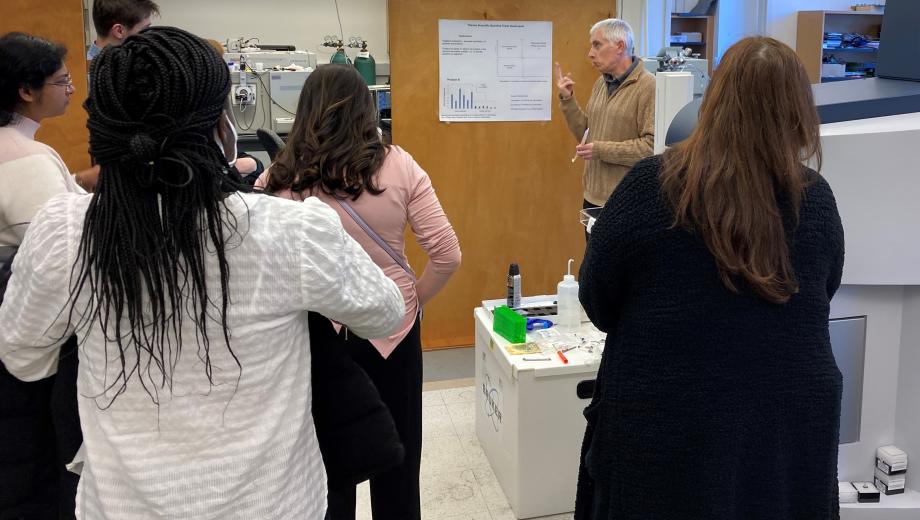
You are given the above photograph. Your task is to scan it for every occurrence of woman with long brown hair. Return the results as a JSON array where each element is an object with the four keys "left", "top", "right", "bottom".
[
  {"left": 257, "top": 64, "right": 460, "bottom": 519},
  {"left": 576, "top": 37, "right": 844, "bottom": 519}
]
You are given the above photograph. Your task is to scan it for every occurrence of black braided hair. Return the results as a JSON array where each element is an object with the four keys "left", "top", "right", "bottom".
[{"left": 71, "top": 26, "right": 243, "bottom": 407}]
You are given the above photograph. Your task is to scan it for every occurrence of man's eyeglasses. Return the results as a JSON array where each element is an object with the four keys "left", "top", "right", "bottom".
[{"left": 47, "top": 77, "right": 75, "bottom": 92}]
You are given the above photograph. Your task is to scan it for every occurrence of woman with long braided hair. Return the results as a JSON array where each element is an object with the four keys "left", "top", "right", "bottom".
[{"left": 0, "top": 27, "right": 404, "bottom": 518}]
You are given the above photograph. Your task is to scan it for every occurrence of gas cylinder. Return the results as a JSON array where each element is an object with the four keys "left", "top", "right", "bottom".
[
  {"left": 330, "top": 45, "right": 351, "bottom": 65},
  {"left": 354, "top": 41, "right": 376, "bottom": 85}
]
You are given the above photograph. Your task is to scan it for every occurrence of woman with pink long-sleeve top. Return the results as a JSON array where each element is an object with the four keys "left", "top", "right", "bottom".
[{"left": 256, "top": 65, "right": 460, "bottom": 520}]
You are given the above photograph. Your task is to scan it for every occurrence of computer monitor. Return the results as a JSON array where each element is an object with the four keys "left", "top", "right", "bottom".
[
  {"left": 876, "top": 0, "right": 920, "bottom": 81},
  {"left": 370, "top": 86, "right": 391, "bottom": 120},
  {"left": 829, "top": 317, "right": 866, "bottom": 444}
]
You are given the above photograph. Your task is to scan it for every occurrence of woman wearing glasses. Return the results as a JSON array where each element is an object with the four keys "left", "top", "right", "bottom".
[
  {"left": 0, "top": 32, "right": 82, "bottom": 247},
  {"left": 0, "top": 32, "right": 83, "bottom": 519}
]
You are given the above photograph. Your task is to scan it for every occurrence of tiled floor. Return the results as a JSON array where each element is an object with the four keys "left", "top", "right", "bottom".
[
  {"left": 422, "top": 346, "right": 474, "bottom": 383},
  {"left": 353, "top": 384, "right": 574, "bottom": 520}
]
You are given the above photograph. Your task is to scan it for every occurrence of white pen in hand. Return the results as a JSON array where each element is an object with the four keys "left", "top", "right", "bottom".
[{"left": 572, "top": 128, "right": 589, "bottom": 163}]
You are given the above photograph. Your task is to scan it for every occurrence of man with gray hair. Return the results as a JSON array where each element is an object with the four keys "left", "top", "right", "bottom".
[{"left": 556, "top": 18, "right": 655, "bottom": 225}]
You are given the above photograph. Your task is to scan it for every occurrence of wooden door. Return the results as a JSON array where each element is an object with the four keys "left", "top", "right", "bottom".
[{"left": 389, "top": 0, "right": 617, "bottom": 349}]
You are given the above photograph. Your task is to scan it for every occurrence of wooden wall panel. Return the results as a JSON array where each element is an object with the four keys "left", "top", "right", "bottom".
[
  {"left": 1, "top": 0, "right": 91, "bottom": 171},
  {"left": 390, "top": 0, "right": 616, "bottom": 349},
  {"left": 796, "top": 11, "right": 826, "bottom": 84}
]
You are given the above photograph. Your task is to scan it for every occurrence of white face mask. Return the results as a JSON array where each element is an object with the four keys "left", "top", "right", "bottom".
[{"left": 214, "top": 113, "right": 238, "bottom": 167}]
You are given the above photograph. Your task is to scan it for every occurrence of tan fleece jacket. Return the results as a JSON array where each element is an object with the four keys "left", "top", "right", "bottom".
[{"left": 560, "top": 64, "right": 656, "bottom": 206}]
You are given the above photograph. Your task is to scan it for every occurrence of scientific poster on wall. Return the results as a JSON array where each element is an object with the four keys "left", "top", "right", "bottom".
[{"left": 439, "top": 19, "right": 552, "bottom": 122}]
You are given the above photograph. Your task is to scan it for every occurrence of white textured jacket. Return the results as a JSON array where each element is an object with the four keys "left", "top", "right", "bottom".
[{"left": 0, "top": 191, "right": 404, "bottom": 519}]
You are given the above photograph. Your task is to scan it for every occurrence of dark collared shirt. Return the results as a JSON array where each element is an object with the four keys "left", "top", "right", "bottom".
[{"left": 603, "top": 56, "right": 639, "bottom": 96}]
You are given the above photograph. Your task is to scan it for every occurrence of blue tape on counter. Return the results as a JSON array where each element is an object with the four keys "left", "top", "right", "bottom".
[{"left": 526, "top": 318, "right": 553, "bottom": 331}]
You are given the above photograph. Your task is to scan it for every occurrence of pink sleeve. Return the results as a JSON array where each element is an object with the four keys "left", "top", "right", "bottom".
[{"left": 405, "top": 153, "right": 461, "bottom": 275}]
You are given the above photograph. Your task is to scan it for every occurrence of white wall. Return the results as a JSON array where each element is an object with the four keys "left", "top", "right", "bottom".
[
  {"left": 83, "top": 0, "right": 842, "bottom": 69},
  {"left": 765, "top": 0, "right": 855, "bottom": 49},
  {"left": 646, "top": 0, "right": 670, "bottom": 56},
  {"left": 627, "top": 0, "right": 766, "bottom": 67},
  {"left": 831, "top": 286, "right": 906, "bottom": 483},
  {"left": 618, "top": 0, "right": 649, "bottom": 56},
  {"left": 819, "top": 114, "right": 920, "bottom": 285},
  {"left": 97, "top": 0, "right": 772, "bottom": 70},
  {"left": 895, "top": 287, "right": 920, "bottom": 491},
  {"left": 715, "top": 0, "right": 767, "bottom": 63},
  {"left": 88, "top": 0, "right": 391, "bottom": 64},
  {"left": 619, "top": 0, "right": 670, "bottom": 57}
]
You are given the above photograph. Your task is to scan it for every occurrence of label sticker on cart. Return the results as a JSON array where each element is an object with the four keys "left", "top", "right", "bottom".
[{"left": 481, "top": 371, "right": 503, "bottom": 432}]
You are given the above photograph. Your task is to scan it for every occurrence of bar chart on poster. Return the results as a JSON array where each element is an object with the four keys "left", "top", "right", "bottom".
[
  {"left": 439, "top": 19, "right": 552, "bottom": 122},
  {"left": 442, "top": 84, "right": 498, "bottom": 110}
]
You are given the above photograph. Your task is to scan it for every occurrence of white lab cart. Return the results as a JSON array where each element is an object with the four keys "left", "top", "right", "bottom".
[{"left": 473, "top": 306, "right": 603, "bottom": 518}]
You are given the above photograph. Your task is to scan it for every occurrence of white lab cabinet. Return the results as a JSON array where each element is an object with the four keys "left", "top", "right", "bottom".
[{"left": 473, "top": 307, "right": 602, "bottom": 518}]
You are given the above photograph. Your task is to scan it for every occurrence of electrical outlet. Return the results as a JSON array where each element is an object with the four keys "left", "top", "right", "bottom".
[{"left": 234, "top": 84, "right": 257, "bottom": 106}]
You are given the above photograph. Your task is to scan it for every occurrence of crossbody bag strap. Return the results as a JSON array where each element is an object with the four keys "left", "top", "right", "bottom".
[{"left": 333, "top": 197, "right": 416, "bottom": 282}]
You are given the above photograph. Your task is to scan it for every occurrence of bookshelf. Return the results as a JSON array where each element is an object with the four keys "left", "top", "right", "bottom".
[
  {"left": 796, "top": 10, "right": 884, "bottom": 84},
  {"left": 670, "top": 14, "right": 715, "bottom": 76}
]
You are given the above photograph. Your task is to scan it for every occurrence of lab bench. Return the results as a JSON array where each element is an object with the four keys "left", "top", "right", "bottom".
[{"left": 473, "top": 305, "right": 602, "bottom": 518}]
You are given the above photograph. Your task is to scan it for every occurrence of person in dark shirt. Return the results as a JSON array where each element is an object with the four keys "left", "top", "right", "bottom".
[{"left": 577, "top": 36, "right": 844, "bottom": 519}]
